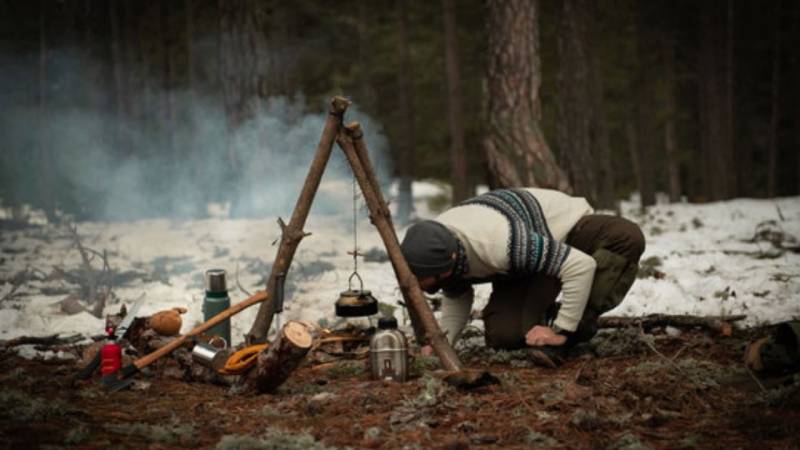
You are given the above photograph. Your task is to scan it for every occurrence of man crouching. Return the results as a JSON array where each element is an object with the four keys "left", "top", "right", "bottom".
[{"left": 400, "top": 188, "right": 645, "bottom": 363}]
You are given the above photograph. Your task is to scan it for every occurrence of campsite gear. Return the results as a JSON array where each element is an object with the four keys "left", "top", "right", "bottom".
[
  {"left": 203, "top": 269, "right": 231, "bottom": 344},
  {"left": 745, "top": 321, "right": 800, "bottom": 374},
  {"left": 336, "top": 272, "right": 379, "bottom": 317},
  {"left": 369, "top": 317, "right": 408, "bottom": 382},
  {"left": 191, "top": 342, "right": 228, "bottom": 370},
  {"left": 102, "top": 290, "right": 269, "bottom": 391},
  {"left": 74, "top": 298, "right": 144, "bottom": 381},
  {"left": 148, "top": 307, "right": 187, "bottom": 336},
  {"left": 100, "top": 336, "right": 122, "bottom": 375},
  {"left": 335, "top": 172, "right": 379, "bottom": 318},
  {"left": 220, "top": 343, "right": 269, "bottom": 375}
]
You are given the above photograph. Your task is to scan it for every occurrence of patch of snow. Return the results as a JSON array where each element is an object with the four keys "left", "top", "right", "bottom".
[{"left": 2, "top": 189, "right": 799, "bottom": 359}]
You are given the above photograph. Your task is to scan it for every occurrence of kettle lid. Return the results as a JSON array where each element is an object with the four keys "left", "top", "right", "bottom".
[{"left": 378, "top": 316, "right": 398, "bottom": 330}]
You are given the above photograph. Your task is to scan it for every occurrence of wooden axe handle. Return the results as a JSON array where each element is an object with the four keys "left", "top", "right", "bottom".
[{"left": 133, "top": 290, "right": 269, "bottom": 369}]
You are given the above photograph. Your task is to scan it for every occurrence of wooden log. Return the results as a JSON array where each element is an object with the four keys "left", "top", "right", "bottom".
[
  {"left": 598, "top": 314, "right": 746, "bottom": 335},
  {"left": 336, "top": 131, "right": 464, "bottom": 372},
  {"left": 247, "top": 320, "right": 313, "bottom": 393},
  {"left": 246, "top": 96, "right": 351, "bottom": 344}
]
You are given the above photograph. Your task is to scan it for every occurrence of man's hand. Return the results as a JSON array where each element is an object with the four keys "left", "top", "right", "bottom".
[
  {"left": 526, "top": 325, "right": 567, "bottom": 347},
  {"left": 420, "top": 345, "right": 434, "bottom": 356}
]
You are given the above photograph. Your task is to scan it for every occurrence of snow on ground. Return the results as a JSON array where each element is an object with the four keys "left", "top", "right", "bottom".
[{"left": 1, "top": 182, "right": 799, "bottom": 356}]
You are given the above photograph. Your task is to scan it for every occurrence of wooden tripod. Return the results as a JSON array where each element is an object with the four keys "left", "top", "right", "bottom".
[{"left": 246, "top": 96, "right": 463, "bottom": 372}]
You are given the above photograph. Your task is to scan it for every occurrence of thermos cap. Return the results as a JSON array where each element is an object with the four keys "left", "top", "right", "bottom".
[
  {"left": 378, "top": 316, "right": 398, "bottom": 330},
  {"left": 205, "top": 269, "right": 227, "bottom": 293}
]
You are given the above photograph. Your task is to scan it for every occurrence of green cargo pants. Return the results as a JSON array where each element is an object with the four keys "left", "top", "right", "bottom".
[{"left": 483, "top": 214, "right": 645, "bottom": 349}]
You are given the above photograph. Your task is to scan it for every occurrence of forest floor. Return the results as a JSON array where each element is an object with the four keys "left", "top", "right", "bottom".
[{"left": 1, "top": 325, "right": 798, "bottom": 450}]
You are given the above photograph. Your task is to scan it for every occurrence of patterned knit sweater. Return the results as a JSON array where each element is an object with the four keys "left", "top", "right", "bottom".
[{"left": 432, "top": 188, "right": 596, "bottom": 344}]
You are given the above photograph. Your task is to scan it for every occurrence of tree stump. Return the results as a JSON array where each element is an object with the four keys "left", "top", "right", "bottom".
[{"left": 247, "top": 321, "right": 313, "bottom": 393}]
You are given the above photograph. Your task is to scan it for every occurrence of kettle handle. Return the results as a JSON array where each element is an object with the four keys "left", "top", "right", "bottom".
[{"left": 347, "top": 271, "right": 364, "bottom": 292}]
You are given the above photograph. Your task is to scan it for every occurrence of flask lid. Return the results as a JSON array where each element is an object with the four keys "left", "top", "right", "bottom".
[
  {"left": 378, "top": 316, "right": 398, "bottom": 330},
  {"left": 205, "top": 269, "right": 227, "bottom": 293}
]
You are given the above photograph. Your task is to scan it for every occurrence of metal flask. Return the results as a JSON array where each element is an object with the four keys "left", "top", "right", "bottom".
[
  {"left": 203, "top": 269, "right": 231, "bottom": 344},
  {"left": 369, "top": 317, "right": 408, "bottom": 382}
]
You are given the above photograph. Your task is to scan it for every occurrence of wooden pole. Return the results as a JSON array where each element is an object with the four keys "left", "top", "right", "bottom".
[
  {"left": 246, "top": 96, "right": 351, "bottom": 344},
  {"left": 336, "top": 131, "right": 463, "bottom": 372},
  {"left": 344, "top": 122, "right": 426, "bottom": 343}
]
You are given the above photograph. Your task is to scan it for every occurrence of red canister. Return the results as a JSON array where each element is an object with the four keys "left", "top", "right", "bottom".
[{"left": 100, "top": 341, "right": 122, "bottom": 375}]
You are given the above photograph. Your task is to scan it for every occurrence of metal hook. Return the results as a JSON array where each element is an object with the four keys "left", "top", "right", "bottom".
[{"left": 347, "top": 271, "right": 364, "bottom": 292}]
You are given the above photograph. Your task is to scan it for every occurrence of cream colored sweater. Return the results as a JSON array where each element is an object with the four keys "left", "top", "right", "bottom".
[{"left": 433, "top": 188, "right": 595, "bottom": 344}]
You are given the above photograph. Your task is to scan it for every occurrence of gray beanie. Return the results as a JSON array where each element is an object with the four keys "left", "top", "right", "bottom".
[{"left": 400, "top": 220, "right": 457, "bottom": 277}]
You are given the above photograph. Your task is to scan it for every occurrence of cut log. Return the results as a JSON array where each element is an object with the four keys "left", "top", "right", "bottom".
[
  {"left": 246, "top": 321, "right": 313, "bottom": 393},
  {"left": 598, "top": 314, "right": 746, "bottom": 335}
]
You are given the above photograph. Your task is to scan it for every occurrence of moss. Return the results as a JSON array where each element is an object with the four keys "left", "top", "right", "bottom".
[
  {"left": 524, "top": 429, "right": 558, "bottom": 447},
  {"left": 64, "top": 425, "right": 90, "bottom": 445},
  {"left": 215, "top": 427, "right": 341, "bottom": 450},
  {"left": 0, "top": 389, "right": 76, "bottom": 421},
  {"left": 409, "top": 355, "right": 440, "bottom": 377},
  {"left": 611, "top": 432, "right": 651, "bottom": 450},
  {"left": 402, "top": 374, "right": 449, "bottom": 408},
  {"left": 105, "top": 417, "right": 197, "bottom": 445},
  {"left": 325, "top": 360, "right": 365, "bottom": 380}
]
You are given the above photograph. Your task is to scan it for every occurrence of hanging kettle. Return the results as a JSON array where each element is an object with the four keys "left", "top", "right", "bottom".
[{"left": 335, "top": 272, "right": 378, "bottom": 317}]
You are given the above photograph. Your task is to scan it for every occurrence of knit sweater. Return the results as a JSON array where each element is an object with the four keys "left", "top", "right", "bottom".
[{"left": 432, "top": 188, "right": 596, "bottom": 344}]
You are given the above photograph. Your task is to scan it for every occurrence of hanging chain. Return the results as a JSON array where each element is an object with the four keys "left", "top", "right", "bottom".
[{"left": 352, "top": 170, "right": 358, "bottom": 275}]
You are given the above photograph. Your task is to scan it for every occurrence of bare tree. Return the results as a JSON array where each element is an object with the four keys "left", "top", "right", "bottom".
[
  {"left": 395, "top": 0, "right": 415, "bottom": 224},
  {"left": 556, "top": 0, "right": 596, "bottom": 203},
  {"left": 484, "top": 0, "right": 569, "bottom": 191},
  {"left": 442, "top": 0, "right": 469, "bottom": 203}
]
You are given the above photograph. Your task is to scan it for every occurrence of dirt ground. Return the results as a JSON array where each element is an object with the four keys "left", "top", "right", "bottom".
[{"left": 1, "top": 326, "right": 798, "bottom": 450}]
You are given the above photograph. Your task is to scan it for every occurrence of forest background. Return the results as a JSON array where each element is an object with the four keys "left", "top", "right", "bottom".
[{"left": 1, "top": 0, "right": 798, "bottom": 223}]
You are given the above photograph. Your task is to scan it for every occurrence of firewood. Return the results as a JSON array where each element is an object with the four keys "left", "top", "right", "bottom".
[
  {"left": 246, "top": 320, "right": 314, "bottom": 393},
  {"left": 598, "top": 314, "right": 746, "bottom": 334}
]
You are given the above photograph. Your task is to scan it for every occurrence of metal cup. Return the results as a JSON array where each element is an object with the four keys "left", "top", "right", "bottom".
[{"left": 192, "top": 342, "right": 228, "bottom": 370}]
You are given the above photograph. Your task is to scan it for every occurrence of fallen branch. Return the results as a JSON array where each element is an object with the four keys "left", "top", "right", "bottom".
[
  {"left": 0, "top": 333, "right": 84, "bottom": 350},
  {"left": 598, "top": 314, "right": 746, "bottom": 335}
]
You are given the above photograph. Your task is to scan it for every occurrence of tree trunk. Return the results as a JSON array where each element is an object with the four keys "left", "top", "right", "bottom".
[
  {"left": 484, "top": 0, "right": 569, "bottom": 191},
  {"left": 245, "top": 321, "right": 313, "bottom": 393},
  {"left": 625, "top": 121, "right": 644, "bottom": 212},
  {"left": 767, "top": 1, "right": 782, "bottom": 198},
  {"left": 556, "top": 0, "right": 596, "bottom": 204},
  {"left": 633, "top": 5, "right": 656, "bottom": 208},
  {"left": 699, "top": 1, "right": 734, "bottom": 200},
  {"left": 218, "top": 0, "right": 270, "bottom": 174},
  {"left": 109, "top": 0, "right": 124, "bottom": 153},
  {"left": 395, "top": 0, "right": 415, "bottom": 224},
  {"left": 588, "top": 3, "right": 615, "bottom": 210},
  {"left": 726, "top": 0, "right": 737, "bottom": 198},
  {"left": 441, "top": 0, "right": 469, "bottom": 203},
  {"left": 662, "top": 34, "right": 682, "bottom": 202},
  {"left": 38, "top": 0, "right": 54, "bottom": 220}
]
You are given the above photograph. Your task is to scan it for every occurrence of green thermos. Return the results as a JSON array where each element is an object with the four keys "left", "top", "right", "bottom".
[{"left": 203, "top": 269, "right": 231, "bottom": 344}]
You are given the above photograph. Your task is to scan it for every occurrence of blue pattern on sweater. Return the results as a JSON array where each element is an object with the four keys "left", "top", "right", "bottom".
[{"left": 461, "top": 189, "right": 571, "bottom": 277}]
